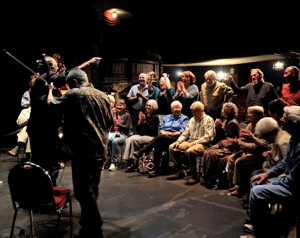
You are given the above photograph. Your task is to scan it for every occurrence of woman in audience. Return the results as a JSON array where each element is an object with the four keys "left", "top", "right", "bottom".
[
  {"left": 227, "top": 106, "right": 270, "bottom": 197},
  {"left": 173, "top": 71, "right": 199, "bottom": 118},
  {"left": 202, "top": 102, "right": 240, "bottom": 188},
  {"left": 132, "top": 100, "right": 189, "bottom": 177},
  {"left": 123, "top": 99, "right": 160, "bottom": 172},
  {"left": 108, "top": 94, "right": 116, "bottom": 114},
  {"left": 148, "top": 73, "right": 175, "bottom": 115},
  {"left": 108, "top": 99, "right": 131, "bottom": 171}
]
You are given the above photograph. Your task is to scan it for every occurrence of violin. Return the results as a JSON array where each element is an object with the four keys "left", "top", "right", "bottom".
[{"left": 53, "top": 53, "right": 67, "bottom": 74}]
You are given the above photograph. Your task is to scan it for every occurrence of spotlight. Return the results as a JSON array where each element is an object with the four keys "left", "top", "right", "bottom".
[{"left": 112, "top": 11, "right": 117, "bottom": 18}]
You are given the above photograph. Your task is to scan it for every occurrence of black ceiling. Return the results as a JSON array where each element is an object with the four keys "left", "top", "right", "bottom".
[{"left": 2, "top": 1, "right": 299, "bottom": 64}]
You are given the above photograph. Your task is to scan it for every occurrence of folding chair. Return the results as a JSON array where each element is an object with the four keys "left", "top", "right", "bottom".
[{"left": 8, "top": 162, "right": 73, "bottom": 238}]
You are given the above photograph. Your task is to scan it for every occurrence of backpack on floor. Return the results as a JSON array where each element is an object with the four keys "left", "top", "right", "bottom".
[{"left": 137, "top": 154, "right": 154, "bottom": 174}]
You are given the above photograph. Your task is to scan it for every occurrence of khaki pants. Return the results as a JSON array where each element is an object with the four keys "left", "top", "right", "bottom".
[
  {"left": 17, "top": 126, "right": 31, "bottom": 153},
  {"left": 169, "top": 140, "right": 208, "bottom": 171}
]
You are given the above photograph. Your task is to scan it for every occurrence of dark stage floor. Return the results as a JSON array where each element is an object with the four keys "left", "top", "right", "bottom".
[{"left": 0, "top": 142, "right": 296, "bottom": 238}]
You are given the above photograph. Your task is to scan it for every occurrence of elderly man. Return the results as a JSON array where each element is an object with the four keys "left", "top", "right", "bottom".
[
  {"left": 47, "top": 68, "right": 114, "bottom": 238},
  {"left": 227, "top": 68, "right": 278, "bottom": 118},
  {"left": 241, "top": 106, "right": 300, "bottom": 238},
  {"left": 282, "top": 66, "right": 300, "bottom": 106},
  {"left": 127, "top": 73, "right": 149, "bottom": 133},
  {"left": 201, "top": 70, "right": 235, "bottom": 120},
  {"left": 167, "top": 101, "right": 215, "bottom": 185}
]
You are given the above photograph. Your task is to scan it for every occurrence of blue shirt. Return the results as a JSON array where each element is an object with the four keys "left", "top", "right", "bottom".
[
  {"left": 127, "top": 84, "right": 148, "bottom": 111},
  {"left": 158, "top": 113, "right": 189, "bottom": 134},
  {"left": 267, "top": 137, "right": 300, "bottom": 195},
  {"left": 21, "top": 91, "right": 30, "bottom": 108}
]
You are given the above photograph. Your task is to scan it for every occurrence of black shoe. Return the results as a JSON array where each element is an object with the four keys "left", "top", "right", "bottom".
[
  {"left": 79, "top": 227, "right": 103, "bottom": 238},
  {"left": 245, "top": 216, "right": 252, "bottom": 224},
  {"left": 205, "top": 180, "right": 217, "bottom": 189},
  {"left": 243, "top": 195, "right": 249, "bottom": 204},
  {"left": 133, "top": 151, "right": 142, "bottom": 159},
  {"left": 125, "top": 166, "right": 135, "bottom": 173}
]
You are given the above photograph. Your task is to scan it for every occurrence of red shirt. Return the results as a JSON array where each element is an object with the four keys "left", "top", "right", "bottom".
[{"left": 282, "top": 84, "right": 300, "bottom": 106}]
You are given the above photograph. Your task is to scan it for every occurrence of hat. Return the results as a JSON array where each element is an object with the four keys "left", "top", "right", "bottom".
[{"left": 284, "top": 106, "right": 300, "bottom": 123}]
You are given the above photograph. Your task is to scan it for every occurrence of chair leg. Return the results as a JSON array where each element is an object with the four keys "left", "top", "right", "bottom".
[
  {"left": 69, "top": 199, "right": 73, "bottom": 238},
  {"left": 29, "top": 210, "right": 34, "bottom": 237},
  {"left": 55, "top": 212, "right": 62, "bottom": 237},
  {"left": 9, "top": 209, "right": 18, "bottom": 238}
]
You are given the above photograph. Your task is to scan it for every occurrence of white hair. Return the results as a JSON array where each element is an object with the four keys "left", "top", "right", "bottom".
[
  {"left": 284, "top": 106, "right": 300, "bottom": 123},
  {"left": 255, "top": 117, "right": 279, "bottom": 136}
]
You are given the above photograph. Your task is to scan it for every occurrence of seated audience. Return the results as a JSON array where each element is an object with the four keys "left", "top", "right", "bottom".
[
  {"left": 108, "top": 99, "right": 131, "bottom": 171},
  {"left": 226, "top": 106, "right": 268, "bottom": 195},
  {"left": 123, "top": 99, "right": 160, "bottom": 172},
  {"left": 243, "top": 106, "right": 300, "bottom": 238},
  {"left": 7, "top": 107, "right": 31, "bottom": 160},
  {"left": 148, "top": 73, "right": 175, "bottom": 115},
  {"left": 133, "top": 100, "right": 189, "bottom": 177},
  {"left": 200, "top": 70, "right": 235, "bottom": 120},
  {"left": 167, "top": 101, "right": 215, "bottom": 185},
  {"left": 173, "top": 71, "right": 199, "bottom": 119},
  {"left": 202, "top": 102, "right": 240, "bottom": 188},
  {"left": 242, "top": 117, "right": 291, "bottom": 210}
]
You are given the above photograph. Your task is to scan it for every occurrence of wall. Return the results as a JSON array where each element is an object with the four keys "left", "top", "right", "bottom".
[{"left": 162, "top": 58, "right": 299, "bottom": 88}]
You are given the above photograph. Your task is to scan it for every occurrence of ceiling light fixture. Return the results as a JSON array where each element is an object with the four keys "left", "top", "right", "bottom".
[
  {"left": 217, "top": 63, "right": 227, "bottom": 81},
  {"left": 273, "top": 60, "right": 284, "bottom": 70},
  {"left": 112, "top": 11, "right": 117, "bottom": 18}
]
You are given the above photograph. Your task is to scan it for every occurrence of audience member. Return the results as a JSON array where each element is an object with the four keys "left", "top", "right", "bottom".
[
  {"left": 7, "top": 107, "right": 31, "bottom": 160},
  {"left": 148, "top": 73, "right": 175, "bottom": 115},
  {"left": 47, "top": 68, "right": 114, "bottom": 237},
  {"left": 133, "top": 100, "right": 189, "bottom": 177},
  {"left": 242, "top": 117, "right": 291, "bottom": 210},
  {"left": 167, "top": 101, "right": 215, "bottom": 185},
  {"left": 108, "top": 99, "right": 131, "bottom": 171},
  {"left": 243, "top": 106, "right": 300, "bottom": 238},
  {"left": 107, "top": 94, "right": 116, "bottom": 114},
  {"left": 282, "top": 66, "right": 300, "bottom": 106},
  {"left": 231, "top": 108, "right": 271, "bottom": 198},
  {"left": 227, "top": 68, "right": 278, "bottom": 118},
  {"left": 268, "top": 98, "right": 288, "bottom": 127},
  {"left": 173, "top": 71, "right": 199, "bottom": 119},
  {"left": 123, "top": 99, "right": 159, "bottom": 172},
  {"left": 21, "top": 74, "right": 38, "bottom": 109},
  {"left": 225, "top": 106, "right": 267, "bottom": 194},
  {"left": 200, "top": 70, "right": 235, "bottom": 120},
  {"left": 127, "top": 73, "right": 149, "bottom": 133},
  {"left": 202, "top": 102, "right": 240, "bottom": 188}
]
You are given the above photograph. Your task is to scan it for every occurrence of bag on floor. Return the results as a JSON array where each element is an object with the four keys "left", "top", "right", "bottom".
[{"left": 137, "top": 154, "right": 154, "bottom": 174}]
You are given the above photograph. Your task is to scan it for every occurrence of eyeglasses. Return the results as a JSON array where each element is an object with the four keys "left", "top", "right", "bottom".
[{"left": 192, "top": 109, "right": 201, "bottom": 113}]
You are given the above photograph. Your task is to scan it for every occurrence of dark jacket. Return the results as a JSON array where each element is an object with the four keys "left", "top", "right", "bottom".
[{"left": 136, "top": 113, "right": 159, "bottom": 137}]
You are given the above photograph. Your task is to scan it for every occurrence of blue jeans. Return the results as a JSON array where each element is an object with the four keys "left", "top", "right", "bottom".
[
  {"left": 110, "top": 134, "right": 127, "bottom": 163},
  {"left": 249, "top": 177, "right": 293, "bottom": 237}
]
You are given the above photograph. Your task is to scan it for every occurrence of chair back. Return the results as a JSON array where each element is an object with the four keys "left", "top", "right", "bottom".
[{"left": 8, "top": 162, "right": 56, "bottom": 210}]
